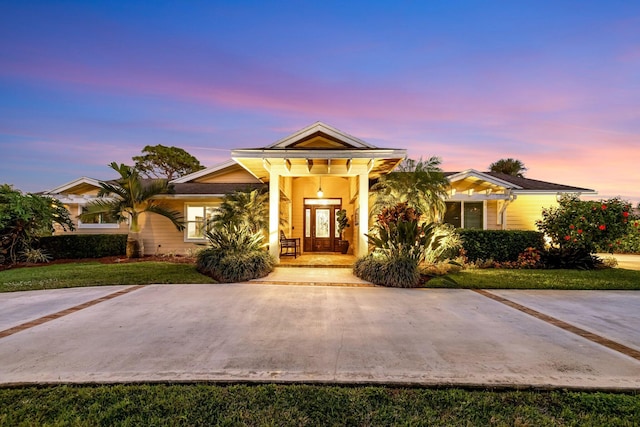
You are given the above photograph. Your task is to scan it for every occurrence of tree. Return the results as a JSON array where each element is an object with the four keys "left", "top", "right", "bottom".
[
  {"left": 488, "top": 158, "right": 527, "bottom": 177},
  {"left": 0, "top": 184, "right": 74, "bottom": 264},
  {"left": 78, "top": 162, "right": 184, "bottom": 258},
  {"left": 370, "top": 157, "right": 449, "bottom": 222},
  {"left": 132, "top": 144, "right": 204, "bottom": 180},
  {"left": 210, "top": 188, "right": 269, "bottom": 235}
]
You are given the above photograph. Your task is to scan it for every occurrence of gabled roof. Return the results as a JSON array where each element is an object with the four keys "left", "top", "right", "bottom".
[
  {"left": 444, "top": 170, "right": 596, "bottom": 193},
  {"left": 171, "top": 160, "right": 238, "bottom": 183},
  {"left": 445, "top": 169, "right": 521, "bottom": 189},
  {"left": 43, "top": 177, "right": 103, "bottom": 195},
  {"left": 165, "top": 182, "right": 267, "bottom": 196},
  {"left": 266, "top": 122, "right": 376, "bottom": 150},
  {"left": 484, "top": 172, "right": 595, "bottom": 193}
]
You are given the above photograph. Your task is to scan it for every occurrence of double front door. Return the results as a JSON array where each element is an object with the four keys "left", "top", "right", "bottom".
[{"left": 303, "top": 199, "right": 341, "bottom": 252}]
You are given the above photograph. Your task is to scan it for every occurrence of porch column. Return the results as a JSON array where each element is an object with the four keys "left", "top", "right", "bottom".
[
  {"left": 269, "top": 170, "right": 280, "bottom": 262},
  {"left": 357, "top": 172, "right": 369, "bottom": 257}
]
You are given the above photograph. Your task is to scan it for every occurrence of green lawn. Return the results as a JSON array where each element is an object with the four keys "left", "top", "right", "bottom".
[
  {"left": 2, "top": 261, "right": 640, "bottom": 293},
  {"left": 1, "top": 384, "right": 638, "bottom": 426},
  {"left": 429, "top": 268, "right": 640, "bottom": 290},
  {"left": 0, "top": 261, "right": 214, "bottom": 292}
]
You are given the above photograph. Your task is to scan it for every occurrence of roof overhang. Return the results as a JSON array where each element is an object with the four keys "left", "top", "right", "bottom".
[
  {"left": 43, "top": 177, "right": 103, "bottom": 195},
  {"left": 231, "top": 148, "right": 406, "bottom": 181},
  {"left": 447, "top": 169, "right": 522, "bottom": 189}
]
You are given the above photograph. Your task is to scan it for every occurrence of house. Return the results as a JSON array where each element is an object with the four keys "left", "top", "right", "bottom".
[{"left": 44, "top": 122, "right": 596, "bottom": 260}]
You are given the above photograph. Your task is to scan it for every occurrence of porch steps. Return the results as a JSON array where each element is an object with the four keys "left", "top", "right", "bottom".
[{"left": 251, "top": 266, "right": 373, "bottom": 287}]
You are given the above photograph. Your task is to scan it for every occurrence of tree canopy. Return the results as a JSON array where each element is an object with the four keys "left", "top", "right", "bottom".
[
  {"left": 488, "top": 158, "right": 527, "bottom": 177},
  {"left": 132, "top": 144, "right": 204, "bottom": 180},
  {"left": 0, "top": 184, "right": 74, "bottom": 263}
]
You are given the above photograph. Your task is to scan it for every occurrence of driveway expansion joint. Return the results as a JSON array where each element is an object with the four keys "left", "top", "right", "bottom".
[
  {"left": 0, "top": 285, "right": 146, "bottom": 339},
  {"left": 472, "top": 289, "right": 640, "bottom": 362}
]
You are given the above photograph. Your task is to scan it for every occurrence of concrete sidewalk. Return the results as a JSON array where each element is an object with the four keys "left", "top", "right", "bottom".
[{"left": 1, "top": 284, "right": 639, "bottom": 389}]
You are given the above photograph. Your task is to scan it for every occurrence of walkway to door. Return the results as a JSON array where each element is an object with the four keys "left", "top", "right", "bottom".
[{"left": 278, "top": 253, "right": 356, "bottom": 268}]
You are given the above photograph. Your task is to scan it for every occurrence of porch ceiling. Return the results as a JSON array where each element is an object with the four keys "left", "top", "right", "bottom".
[{"left": 231, "top": 150, "right": 405, "bottom": 181}]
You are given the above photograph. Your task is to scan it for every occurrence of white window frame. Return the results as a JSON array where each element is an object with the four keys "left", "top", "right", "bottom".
[
  {"left": 76, "top": 205, "right": 120, "bottom": 229},
  {"left": 444, "top": 200, "right": 487, "bottom": 229},
  {"left": 184, "top": 204, "right": 219, "bottom": 242}
]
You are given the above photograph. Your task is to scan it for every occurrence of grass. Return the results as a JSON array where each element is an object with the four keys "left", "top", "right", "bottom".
[
  {"left": 2, "top": 261, "right": 640, "bottom": 293},
  {"left": 429, "top": 267, "right": 640, "bottom": 290},
  {"left": 1, "top": 384, "right": 639, "bottom": 426},
  {"left": 0, "top": 262, "right": 215, "bottom": 292}
]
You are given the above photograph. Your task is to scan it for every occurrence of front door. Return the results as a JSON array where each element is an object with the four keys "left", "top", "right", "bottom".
[{"left": 303, "top": 199, "right": 341, "bottom": 252}]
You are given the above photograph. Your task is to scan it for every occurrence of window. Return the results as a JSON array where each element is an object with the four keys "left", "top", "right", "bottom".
[
  {"left": 186, "top": 205, "right": 218, "bottom": 240},
  {"left": 78, "top": 206, "right": 119, "bottom": 229},
  {"left": 444, "top": 201, "right": 484, "bottom": 229}
]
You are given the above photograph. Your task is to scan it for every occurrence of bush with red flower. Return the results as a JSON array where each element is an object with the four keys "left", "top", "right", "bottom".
[{"left": 536, "top": 195, "right": 638, "bottom": 267}]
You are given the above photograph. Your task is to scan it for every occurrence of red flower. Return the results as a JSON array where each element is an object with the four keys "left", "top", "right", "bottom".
[
  {"left": 635, "top": 222, "right": 639, "bottom": 227},
  {"left": 569, "top": 224, "right": 575, "bottom": 230},
  {"left": 601, "top": 204, "right": 607, "bottom": 210},
  {"left": 623, "top": 211, "right": 629, "bottom": 218},
  {"left": 577, "top": 229, "right": 583, "bottom": 234},
  {"left": 564, "top": 235, "right": 571, "bottom": 241},
  {"left": 599, "top": 224, "right": 606, "bottom": 231}
]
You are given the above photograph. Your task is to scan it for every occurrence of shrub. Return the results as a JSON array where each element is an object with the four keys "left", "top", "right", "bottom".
[
  {"left": 595, "top": 220, "right": 640, "bottom": 254},
  {"left": 536, "top": 195, "right": 637, "bottom": 268},
  {"left": 458, "top": 230, "right": 545, "bottom": 262},
  {"left": 19, "top": 248, "right": 52, "bottom": 264},
  {"left": 38, "top": 234, "right": 127, "bottom": 259},
  {"left": 353, "top": 255, "right": 420, "bottom": 288},
  {"left": 198, "top": 249, "right": 274, "bottom": 283},
  {"left": 1, "top": 184, "right": 74, "bottom": 263},
  {"left": 355, "top": 203, "right": 455, "bottom": 287},
  {"left": 196, "top": 224, "right": 275, "bottom": 283}
]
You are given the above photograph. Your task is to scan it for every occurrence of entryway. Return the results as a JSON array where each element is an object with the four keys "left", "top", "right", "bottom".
[{"left": 303, "top": 198, "right": 342, "bottom": 252}]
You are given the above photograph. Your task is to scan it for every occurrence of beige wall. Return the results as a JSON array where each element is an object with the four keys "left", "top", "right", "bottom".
[
  {"left": 53, "top": 203, "right": 129, "bottom": 235},
  {"left": 486, "top": 200, "right": 500, "bottom": 230},
  {"left": 506, "top": 194, "right": 558, "bottom": 231}
]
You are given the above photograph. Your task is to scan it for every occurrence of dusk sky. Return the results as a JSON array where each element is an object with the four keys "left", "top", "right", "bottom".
[{"left": 1, "top": 1, "right": 639, "bottom": 204}]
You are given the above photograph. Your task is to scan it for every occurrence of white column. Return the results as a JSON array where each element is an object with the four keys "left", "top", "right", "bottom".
[
  {"left": 269, "top": 170, "right": 280, "bottom": 262},
  {"left": 358, "top": 172, "right": 369, "bottom": 257}
]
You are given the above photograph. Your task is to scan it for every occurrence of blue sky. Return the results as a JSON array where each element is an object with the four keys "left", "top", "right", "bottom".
[{"left": 1, "top": 1, "right": 639, "bottom": 203}]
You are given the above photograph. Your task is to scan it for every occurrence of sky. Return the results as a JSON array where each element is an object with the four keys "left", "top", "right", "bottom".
[{"left": 1, "top": 1, "right": 639, "bottom": 204}]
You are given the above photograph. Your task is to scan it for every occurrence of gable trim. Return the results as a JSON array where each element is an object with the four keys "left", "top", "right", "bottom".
[
  {"left": 43, "top": 177, "right": 103, "bottom": 194},
  {"left": 447, "top": 169, "right": 523, "bottom": 190},
  {"left": 171, "top": 159, "right": 239, "bottom": 183},
  {"left": 266, "top": 122, "right": 375, "bottom": 149}
]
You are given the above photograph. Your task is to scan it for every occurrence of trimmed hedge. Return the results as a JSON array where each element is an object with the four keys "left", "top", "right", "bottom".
[
  {"left": 39, "top": 234, "right": 127, "bottom": 259},
  {"left": 458, "top": 230, "right": 545, "bottom": 262}
]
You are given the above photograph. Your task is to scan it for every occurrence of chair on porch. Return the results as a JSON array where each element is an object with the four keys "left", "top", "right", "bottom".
[{"left": 280, "top": 230, "right": 300, "bottom": 258}]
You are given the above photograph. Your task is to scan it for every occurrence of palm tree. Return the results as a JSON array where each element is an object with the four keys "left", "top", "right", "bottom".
[
  {"left": 79, "top": 162, "right": 184, "bottom": 258},
  {"left": 371, "top": 156, "right": 449, "bottom": 222},
  {"left": 211, "top": 188, "right": 269, "bottom": 235},
  {"left": 488, "top": 158, "right": 527, "bottom": 177}
]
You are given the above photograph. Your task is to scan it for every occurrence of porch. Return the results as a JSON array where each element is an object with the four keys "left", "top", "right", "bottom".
[{"left": 278, "top": 253, "right": 357, "bottom": 268}]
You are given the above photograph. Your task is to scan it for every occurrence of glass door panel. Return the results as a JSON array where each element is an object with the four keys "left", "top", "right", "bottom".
[{"left": 315, "top": 209, "right": 330, "bottom": 238}]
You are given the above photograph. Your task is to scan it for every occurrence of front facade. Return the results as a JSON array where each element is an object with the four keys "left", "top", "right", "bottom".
[{"left": 44, "top": 122, "right": 596, "bottom": 260}]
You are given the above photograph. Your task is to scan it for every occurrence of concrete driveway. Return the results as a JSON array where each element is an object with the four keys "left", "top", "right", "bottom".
[{"left": 1, "top": 284, "right": 639, "bottom": 390}]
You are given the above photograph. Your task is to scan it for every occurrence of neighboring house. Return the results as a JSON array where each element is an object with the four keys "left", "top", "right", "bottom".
[{"left": 44, "top": 122, "right": 596, "bottom": 260}]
